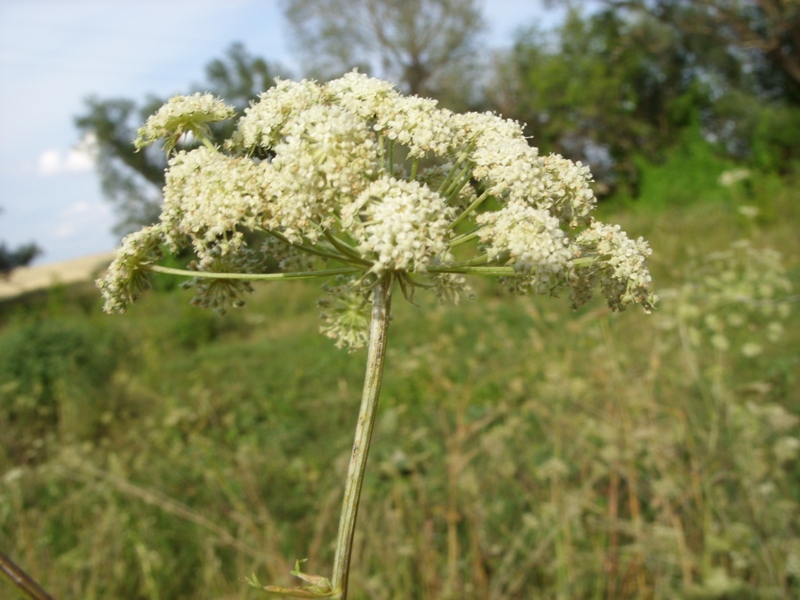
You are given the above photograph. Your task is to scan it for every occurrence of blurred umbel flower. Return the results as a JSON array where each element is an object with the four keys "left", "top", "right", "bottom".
[
  {"left": 657, "top": 240, "right": 792, "bottom": 356},
  {"left": 98, "top": 72, "right": 657, "bottom": 350}
]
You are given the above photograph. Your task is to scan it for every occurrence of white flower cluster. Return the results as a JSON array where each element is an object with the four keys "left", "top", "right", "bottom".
[
  {"left": 477, "top": 203, "right": 572, "bottom": 294},
  {"left": 99, "top": 71, "right": 657, "bottom": 349},
  {"left": 264, "top": 103, "right": 377, "bottom": 242},
  {"left": 658, "top": 240, "right": 792, "bottom": 355},
  {"left": 573, "top": 222, "right": 655, "bottom": 312},
  {"left": 318, "top": 279, "right": 372, "bottom": 351},
  {"left": 135, "top": 93, "right": 234, "bottom": 154},
  {"left": 97, "top": 225, "right": 164, "bottom": 314},
  {"left": 162, "top": 147, "right": 265, "bottom": 256},
  {"left": 182, "top": 247, "right": 266, "bottom": 313},
  {"left": 232, "top": 79, "right": 324, "bottom": 149},
  {"left": 343, "top": 176, "right": 454, "bottom": 273},
  {"left": 718, "top": 168, "right": 751, "bottom": 188}
]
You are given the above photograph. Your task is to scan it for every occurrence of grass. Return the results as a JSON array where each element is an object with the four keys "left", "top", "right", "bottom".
[{"left": 1, "top": 168, "right": 798, "bottom": 599}]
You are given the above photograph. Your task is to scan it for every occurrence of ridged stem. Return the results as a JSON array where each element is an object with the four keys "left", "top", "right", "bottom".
[
  {"left": 331, "top": 275, "right": 393, "bottom": 599},
  {"left": 0, "top": 550, "right": 56, "bottom": 600}
]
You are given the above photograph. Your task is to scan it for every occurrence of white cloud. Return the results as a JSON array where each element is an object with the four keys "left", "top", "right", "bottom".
[
  {"left": 37, "top": 140, "right": 96, "bottom": 176},
  {"left": 62, "top": 200, "right": 91, "bottom": 216},
  {"left": 38, "top": 149, "right": 62, "bottom": 175}
]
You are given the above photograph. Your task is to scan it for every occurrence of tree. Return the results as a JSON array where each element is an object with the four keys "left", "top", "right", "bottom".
[
  {"left": 602, "top": 0, "right": 800, "bottom": 97},
  {"left": 75, "top": 43, "right": 284, "bottom": 235},
  {"left": 0, "top": 243, "right": 41, "bottom": 278},
  {"left": 593, "top": 0, "right": 800, "bottom": 170},
  {"left": 280, "top": 0, "right": 485, "bottom": 108},
  {"left": 0, "top": 209, "right": 41, "bottom": 277},
  {"left": 489, "top": 7, "right": 714, "bottom": 195},
  {"left": 494, "top": 0, "right": 800, "bottom": 193}
]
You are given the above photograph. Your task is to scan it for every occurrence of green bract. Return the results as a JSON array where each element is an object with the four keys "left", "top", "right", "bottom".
[{"left": 98, "top": 72, "right": 657, "bottom": 350}]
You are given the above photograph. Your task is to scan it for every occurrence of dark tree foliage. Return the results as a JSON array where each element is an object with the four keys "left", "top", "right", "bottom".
[
  {"left": 491, "top": 8, "right": 713, "bottom": 195},
  {"left": 605, "top": 0, "right": 800, "bottom": 171},
  {"left": 75, "top": 43, "right": 284, "bottom": 235},
  {"left": 0, "top": 207, "right": 42, "bottom": 277},
  {"left": 497, "top": 2, "right": 800, "bottom": 194},
  {"left": 602, "top": 0, "right": 800, "bottom": 100},
  {"left": 0, "top": 241, "right": 41, "bottom": 278}
]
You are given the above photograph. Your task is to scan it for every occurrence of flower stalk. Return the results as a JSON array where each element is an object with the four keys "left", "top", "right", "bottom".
[{"left": 331, "top": 274, "right": 393, "bottom": 599}]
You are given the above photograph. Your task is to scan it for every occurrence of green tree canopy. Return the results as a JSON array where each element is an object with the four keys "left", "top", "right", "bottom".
[
  {"left": 0, "top": 242, "right": 41, "bottom": 278},
  {"left": 490, "top": 8, "right": 713, "bottom": 194},
  {"left": 495, "top": 2, "right": 800, "bottom": 194},
  {"left": 602, "top": 0, "right": 800, "bottom": 171},
  {"left": 602, "top": 0, "right": 800, "bottom": 98}
]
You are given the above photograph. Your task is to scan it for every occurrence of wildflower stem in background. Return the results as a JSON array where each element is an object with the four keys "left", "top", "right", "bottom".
[{"left": 97, "top": 72, "right": 657, "bottom": 598}]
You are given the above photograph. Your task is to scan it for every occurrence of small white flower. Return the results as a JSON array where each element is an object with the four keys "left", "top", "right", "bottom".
[
  {"left": 741, "top": 342, "right": 763, "bottom": 357},
  {"left": 318, "top": 279, "right": 372, "bottom": 351},
  {"left": 737, "top": 205, "right": 760, "bottom": 219},
  {"left": 431, "top": 273, "right": 475, "bottom": 305},
  {"left": 182, "top": 246, "right": 266, "bottom": 313},
  {"left": 774, "top": 436, "right": 800, "bottom": 463},
  {"left": 718, "top": 168, "right": 751, "bottom": 188}
]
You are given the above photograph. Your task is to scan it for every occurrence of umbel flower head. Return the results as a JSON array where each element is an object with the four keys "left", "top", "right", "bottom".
[{"left": 98, "top": 72, "right": 657, "bottom": 350}]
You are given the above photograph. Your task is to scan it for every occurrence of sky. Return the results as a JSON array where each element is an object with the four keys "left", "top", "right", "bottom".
[{"left": 0, "top": 0, "right": 555, "bottom": 265}]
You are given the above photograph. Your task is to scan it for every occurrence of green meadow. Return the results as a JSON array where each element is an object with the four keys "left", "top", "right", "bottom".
[{"left": 2, "top": 164, "right": 799, "bottom": 599}]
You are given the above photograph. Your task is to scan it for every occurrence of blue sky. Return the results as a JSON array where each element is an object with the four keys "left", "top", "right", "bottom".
[{"left": 0, "top": 0, "right": 553, "bottom": 264}]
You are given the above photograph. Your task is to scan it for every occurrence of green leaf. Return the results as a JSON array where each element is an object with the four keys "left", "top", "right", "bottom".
[{"left": 246, "top": 560, "right": 336, "bottom": 598}]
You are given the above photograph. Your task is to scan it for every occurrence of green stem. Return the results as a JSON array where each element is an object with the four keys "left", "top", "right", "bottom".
[
  {"left": 322, "top": 230, "right": 372, "bottom": 267},
  {"left": 449, "top": 190, "right": 491, "bottom": 231},
  {"left": 410, "top": 157, "right": 419, "bottom": 181},
  {"left": 448, "top": 229, "right": 481, "bottom": 248},
  {"left": 331, "top": 275, "right": 393, "bottom": 599},
  {"left": 264, "top": 229, "right": 358, "bottom": 264},
  {"left": 454, "top": 253, "right": 491, "bottom": 267},
  {"left": 437, "top": 143, "right": 475, "bottom": 194},
  {"left": 200, "top": 137, "right": 217, "bottom": 152},
  {"left": 387, "top": 139, "right": 395, "bottom": 173},
  {"left": 443, "top": 162, "right": 474, "bottom": 199},
  {"left": 429, "top": 256, "right": 595, "bottom": 277},
  {"left": 146, "top": 265, "right": 359, "bottom": 280},
  {"left": 0, "top": 550, "right": 57, "bottom": 600},
  {"left": 427, "top": 265, "right": 517, "bottom": 276}
]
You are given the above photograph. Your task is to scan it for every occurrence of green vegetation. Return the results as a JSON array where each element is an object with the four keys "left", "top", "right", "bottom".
[
  {"left": 1, "top": 159, "right": 797, "bottom": 598},
  {"left": 4, "top": 2, "right": 799, "bottom": 597}
]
